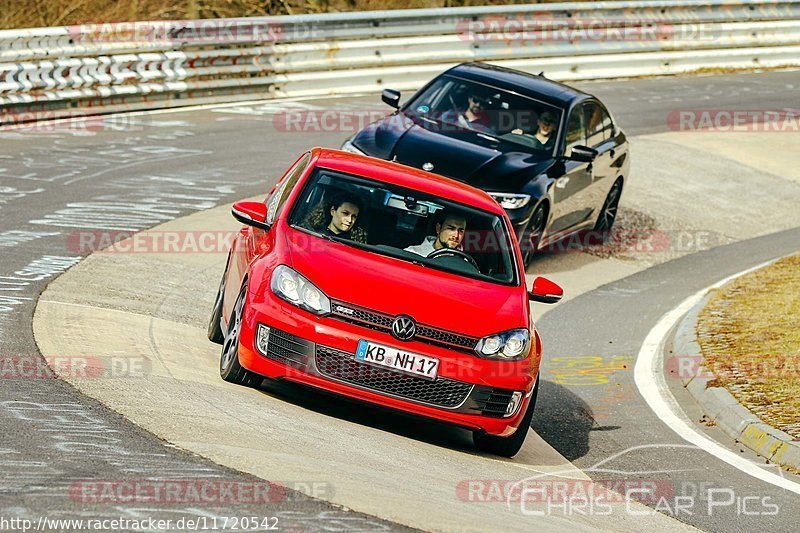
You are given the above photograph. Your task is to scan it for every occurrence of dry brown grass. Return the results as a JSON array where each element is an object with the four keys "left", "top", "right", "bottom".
[
  {"left": 697, "top": 253, "right": 800, "bottom": 439},
  {"left": 1, "top": 0, "right": 572, "bottom": 30}
]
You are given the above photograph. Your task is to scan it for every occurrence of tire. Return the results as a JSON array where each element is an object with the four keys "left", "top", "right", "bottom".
[
  {"left": 207, "top": 258, "right": 228, "bottom": 344},
  {"left": 593, "top": 179, "right": 623, "bottom": 239},
  {"left": 473, "top": 380, "right": 539, "bottom": 457},
  {"left": 219, "top": 282, "right": 262, "bottom": 388},
  {"left": 521, "top": 204, "right": 547, "bottom": 268}
]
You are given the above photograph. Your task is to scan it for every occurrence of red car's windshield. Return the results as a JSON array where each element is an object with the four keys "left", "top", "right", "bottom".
[{"left": 287, "top": 168, "right": 519, "bottom": 285}]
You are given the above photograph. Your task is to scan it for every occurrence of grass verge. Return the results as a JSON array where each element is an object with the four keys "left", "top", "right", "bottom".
[{"left": 696, "top": 253, "right": 800, "bottom": 439}]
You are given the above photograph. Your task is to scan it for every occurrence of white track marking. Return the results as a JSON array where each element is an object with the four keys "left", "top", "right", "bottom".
[{"left": 634, "top": 257, "right": 800, "bottom": 495}]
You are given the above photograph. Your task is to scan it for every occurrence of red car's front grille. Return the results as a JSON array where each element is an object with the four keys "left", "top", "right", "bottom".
[
  {"left": 314, "top": 345, "right": 473, "bottom": 409},
  {"left": 329, "top": 300, "right": 479, "bottom": 353}
]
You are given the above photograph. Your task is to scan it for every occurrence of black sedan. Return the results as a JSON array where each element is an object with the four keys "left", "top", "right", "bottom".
[{"left": 341, "top": 62, "right": 630, "bottom": 266}]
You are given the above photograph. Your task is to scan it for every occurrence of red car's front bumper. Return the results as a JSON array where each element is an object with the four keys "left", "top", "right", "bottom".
[{"left": 236, "top": 292, "right": 538, "bottom": 436}]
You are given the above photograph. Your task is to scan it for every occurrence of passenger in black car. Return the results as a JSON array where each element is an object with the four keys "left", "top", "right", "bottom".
[
  {"left": 512, "top": 110, "right": 557, "bottom": 151},
  {"left": 531, "top": 111, "right": 557, "bottom": 150}
]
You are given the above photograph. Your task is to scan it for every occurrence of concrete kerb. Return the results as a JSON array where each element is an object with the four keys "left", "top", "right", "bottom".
[{"left": 672, "top": 287, "right": 800, "bottom": 471}]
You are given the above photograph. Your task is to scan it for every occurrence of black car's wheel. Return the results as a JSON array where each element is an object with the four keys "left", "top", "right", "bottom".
[
  {"left": 522, "top": 204, "right": 547, "bottom": 268},
  {"left": 593, "top": 179, "right": 623, "bottom": 238},
  {"left": 473, "top": 380, "right": 539, "bottom": 457},
  {"left": 219, "top": 282, "right": 262, "bottom": 387},
  {"left": 207, "top": 257, "right": 229, "bottom": 344}
]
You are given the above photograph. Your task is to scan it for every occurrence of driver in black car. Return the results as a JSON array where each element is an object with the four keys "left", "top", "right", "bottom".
[
  {"left": 405, "top": 210, "right": 467, "bottom": 257},
  {"left": 441, "top": 89, "right": 493, "bottom": 133}
]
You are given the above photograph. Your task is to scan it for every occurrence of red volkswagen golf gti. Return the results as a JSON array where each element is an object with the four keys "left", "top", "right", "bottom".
[{"left": 208, "top": 148, "right": 562, "bottom": 456}]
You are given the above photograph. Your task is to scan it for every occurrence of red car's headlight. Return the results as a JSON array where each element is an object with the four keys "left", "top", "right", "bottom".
[
  {"left": 270, "top": 265, "right": 331, "bottom": 316},
  {"left": 475, "top": 328, "right": 530, "bottom": 360}
]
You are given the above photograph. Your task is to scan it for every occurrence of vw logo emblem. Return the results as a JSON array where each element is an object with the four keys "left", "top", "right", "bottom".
[
  {"left": 422, "top": 162, "right": 434, "bottom": 172},
  {"left": 391, "top": 315, "right": 416, "bottom": 341}
]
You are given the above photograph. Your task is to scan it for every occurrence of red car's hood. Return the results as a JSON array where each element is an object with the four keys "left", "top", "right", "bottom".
[{"left": 284, "top": 230, "right": 526, "bottom": 338}]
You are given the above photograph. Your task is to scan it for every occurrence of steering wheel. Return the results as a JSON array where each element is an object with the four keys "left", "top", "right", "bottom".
[{"left": 427, "top": 248, "right": 480, "bottom": 271}]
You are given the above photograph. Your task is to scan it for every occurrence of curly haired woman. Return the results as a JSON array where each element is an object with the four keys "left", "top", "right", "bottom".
[{"left": 303, "top": 191, "right": 368, "bottom": 244}]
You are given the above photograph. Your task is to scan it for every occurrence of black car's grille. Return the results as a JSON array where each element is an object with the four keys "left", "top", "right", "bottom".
[
  {"left": 315, "top": 345, "right": 473, "bottom": 409},
  {"left": 330, "top": 300, "right": 479, "bottom": 352},
  {"left": 260, "top": 327, "right": 314, "bottom": 365},
  {"left": 470, "top": 387, "right": 516, "bottom": 418}
]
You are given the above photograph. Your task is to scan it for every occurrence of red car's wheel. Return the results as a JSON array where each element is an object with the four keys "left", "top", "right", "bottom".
[
  {"left": 219, "top": 282, "right": 262, "bottom": 387},
  {"left": 472, "top": 379, "right": 539, "bottom": 457},
  {"left": 207, "top": 257, "right": 228, "bottom": 344}
]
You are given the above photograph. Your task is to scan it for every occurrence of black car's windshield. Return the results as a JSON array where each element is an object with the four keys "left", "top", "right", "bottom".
[
  {"left": 403, "top": 75, "right": 563, "bottom": 156},
  {"left": 288, "top": 168, "right": 519, "bottom": 285}
]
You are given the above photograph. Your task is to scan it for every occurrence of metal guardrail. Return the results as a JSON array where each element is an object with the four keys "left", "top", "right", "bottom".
[{"left": 1, "top": 0, "right": 800, "bottom": 124}]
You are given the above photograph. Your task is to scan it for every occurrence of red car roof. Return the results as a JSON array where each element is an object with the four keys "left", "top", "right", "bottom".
[{"left": 310, "top": 148, "right": 505, "bottom": 216}]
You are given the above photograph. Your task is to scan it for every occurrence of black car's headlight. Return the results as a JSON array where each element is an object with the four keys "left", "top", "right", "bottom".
[
  {"left": 340, "top": 139, "right": 365, "bottom": 155},
  {"left": 475, "top": 328, "right": 531, "bottom": 360},
  {"left": 270, "top": 265, "right": 331, "bottom": 315},
  {"left": 488, "top": 193, "right": 531, "bottom": 210}
]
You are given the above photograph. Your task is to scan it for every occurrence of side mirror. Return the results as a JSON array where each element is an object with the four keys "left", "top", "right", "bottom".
[
  {"left": 232, "top": 201, "right": 271, "bottom": 231},
  {"left": 529, "top": 276, "right": 563, "bottom": 304},
  {"left": 381, "top": 89, "right": 401, "bottom": 109},
  {"left": 567, "top": 145, "right": 598, "bottom": 163}
]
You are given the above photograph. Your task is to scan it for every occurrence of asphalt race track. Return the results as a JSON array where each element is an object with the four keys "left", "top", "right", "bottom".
[
  {"left": 535, "top": 227, "right": 800, "bottom": 531},
  {"left": 2, "top": 69, "right": 800, "bottom": 531}
]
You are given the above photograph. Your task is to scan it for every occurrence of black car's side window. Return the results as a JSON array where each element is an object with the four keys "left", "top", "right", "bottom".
[
  {"left": 565, "top": 105, "right": 586, "bottom": 156},
  {"left": 585, "top": 102, "right": 614, "bottom": 148},
  {"left": 266, "top": 152, "right": 311, "bottom": 225},
  {"left": 600, "top": 104, "right": 614, "bottom": 140}
]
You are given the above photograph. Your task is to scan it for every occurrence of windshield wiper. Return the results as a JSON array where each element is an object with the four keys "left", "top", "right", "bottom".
[{"left": 414, "top": 115, "right": 437, "bottom": 126}]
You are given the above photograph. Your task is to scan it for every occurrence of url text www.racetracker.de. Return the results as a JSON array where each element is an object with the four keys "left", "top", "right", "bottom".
[{"left": 0, "top": 515, "right": 280, "bottom": 532}]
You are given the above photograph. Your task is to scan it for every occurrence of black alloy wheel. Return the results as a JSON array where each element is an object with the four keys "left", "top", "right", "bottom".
[
  {"left": 207, "top": 259, "right": 229, "bottom": 344},
  {"left": 593, "top": 179, "right": 623, "bottom": 237},
  {"left": 219, "top": 282, "right": 262, "bottom": 387},
  {"left": 522, "top": 204, "right": 547, "bottom": 268}
]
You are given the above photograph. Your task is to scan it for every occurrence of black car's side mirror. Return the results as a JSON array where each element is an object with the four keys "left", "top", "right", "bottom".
[
  {"left": 567, "top": 145, "right": 598, "bottom": 163},
  {"left": 381, "top": 89, "right": 401, "bottom": 109},
  {"left": 232, "top": 201, "right": 271, "bottom": 231}
]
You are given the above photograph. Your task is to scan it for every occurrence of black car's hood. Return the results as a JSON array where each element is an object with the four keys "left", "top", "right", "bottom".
[{"left": 352, "top": 113, "right": 555, "bottom": 192}]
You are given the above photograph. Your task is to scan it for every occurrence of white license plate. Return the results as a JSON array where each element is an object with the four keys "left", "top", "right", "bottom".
[{"left": 355, "top": 340, "right": 439, "bottom": 380}]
